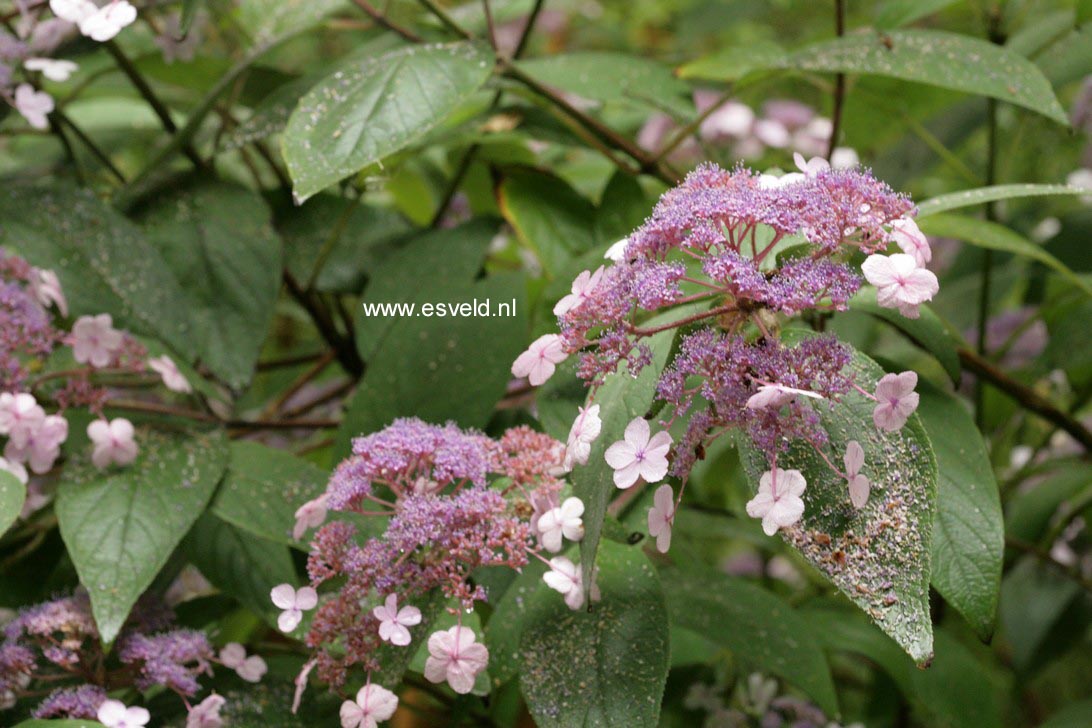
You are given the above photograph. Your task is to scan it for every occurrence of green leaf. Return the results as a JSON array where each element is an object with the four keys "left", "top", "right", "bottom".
[
  {"left": 55, "top": 428, "right": 229, "bottom": 643},
  {"left": 916, "top": 382, "right": 1003, "bottom": 641},
  {"left": 184, "top": 513, "right": 297, "bottom": 622},
  {"left": 918, "top": 213, "right": 1092, "bottom": 297},
  {"left": 484, "top": 560, "right": 547, "bottom": 684},
  {"left": 850, "top": 290, "right": 962, "bottom": 384},
  {"left": 916, "top": 184, "right": 1092, "bottom": 217},
  {"left": 180, "top": 0, "right": 203, "bottom": 34},
  {"left": 518, "top": 541, "right": 669, "bottom": 728},
  {"left": 223, "top": 76, "right": 316, "bottom": 151},
  {"left": 283, "top": 42, "right": 494, "bottom": 202},
  {"left": 236, "top": 0, "right": 345, "bottom": 45},
  {"left": 791, "top": 30, "right": 1068, "bottom": 124},
  {"left": 499, "top": 170, "right": 598, "bottom": 278},
  {"left": 134, "top": 178, "right": 283, "bottom": 389},
  {"left": 516, "top": 52, "right": 690, "bottom": 105},
  {"left": 676, "top": 41, "right": 788, "bottom": 82},
  {"left": 875, "top": 0, "right": 961, "bottom": 28},
  {"left": 0, "top": 184, "right": 190, "bottom": 354},
  {"left": 1041, "top": 699, "right": 1092, "bottom": 728},
  {"left": 660, "top": 567, "right": 838, "bottom": 715},
  {"left": 0, "top": 470, "right": 25, "bottom": 536},
  {"left": 736, "top": 337, "right": 937, "bottom": 664},
  {"left": 211, "top": 441, "right": 327, "bottom": 547}
]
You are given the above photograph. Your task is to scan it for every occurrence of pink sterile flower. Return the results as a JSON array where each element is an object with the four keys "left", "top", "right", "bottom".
[
  {"left": 28, "top": 268, "right": 68, "bottom": 315},
  {"left": 87, "top": 417, "right": 138, "bottom": 469},
  {"left": 148, "top": 355, "right": 192, "bottom": 393},
  {"left": 5, "top": 413, "right": 67, "bottom": 473},
  {"left": 13, "top": 84, "right": 53, "bottom": 130},
  {"left": 746, "top": 383, "right": 824, "bottom": 410},
  {"left": 536, "top": 496, "right": 585, "bottom": 552},
  {"left": 186, "top": 694, "right": 226, "bottom": 728},
  {"left": 72, "top": 313, "right": 123, "bottom": 368},
  {"left": 340, "top": 683, "right": 399, "bottom": 728},
  {"left": 0, "top": 456, "right": 28, "bottom": 485},
  {"left": 793, "top": 152, "right": 830, "bottom": 178},
  {"left": 844, "top": 440, "right": 870, "bottom": 508},
  {"left": 563, "top": 404, "right": 602, "bottom": 469},
  {"left": 872, "top": 371, "right": 920, "bottom": 432},
  {"left": 604, "top": 417, "right": 672, "bottom": 489},
  {"left": 219, "top": 642, "right": 267, "bottom": 683},
  {"left": 292, "top": 493, "right": 329, "bottom": 540},
  {"left": 372, "top": 594, "right": 422, "bottom": 647},
  {"left": 50, "top": 0, "right": 96, "bottom": 24},
  {"left": 423, "top": 625, "right": 489, "bottom": 694},
  {"left": 511, "top": 334, "right": 568, "bottom": 386},
  {"left": 604, "top": 237, "right": 629, "bottom": 261},
  {"left": 647, "top": 484, "right": 675, "bottom": 553},
  {"left": 554, "top": 266, "right": 604, "bottom": 316},
  {"left": 79, "top": 1, "right": 138, "bottom": 42},
  {"left": 542, "top": 556, "right": 584, "bottom": 610},
  {"left": 889, "top": 217, "right": 931, "bottom": 267},
  {"left": 97, "top": 699, "right": 150, "bottom": 728},
  {"left": 271, "top": 584, "right": 318, "bottom": 633},
  {"left": 25, "top": 58, "right": 79, "bottom": 82},
  {"left": 861, "top": 253, "right": 939, "bottom": 319},
  {"left": 745, "top": 468, "right": 807, "bottom": 536},
  {"left": 0, "top": 393, "right": 46, "bottom": 444}
]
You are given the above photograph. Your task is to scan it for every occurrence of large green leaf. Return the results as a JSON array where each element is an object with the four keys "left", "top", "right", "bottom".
[
  {"left": 484, "top": 560, "right": 548, "bottom": 684},
  {"left": 135, "top": 178, "right": 283, "bottom": 389},
  {"left": 875, "top": 0, "right": 961, "bottom": 28},
  {"left": 916, "top": 184, "right": 1092, "bottom": 217},
  {"left": 918, "top": 214, "right": 1092, "bottom": 297},
  {"left": 236, "top": 0, "right": 345, "bottom": 45},
  {"left": 518, "top": 541, "right": 669, "bottom": 728},
  {"left": 210, "top": 441, "right": 327, "bottom": 547},
  {"left": 184, "top": 512, "right": 298, "bottom": 622},
  {"left": 55, "top": 428, "right": 228, "bottom": 643},
  {"left": 736, "top": 338, "right": 937, "bottom": 664},
  {"left": 790, "top": 30, "right": 1068, "bottom": 124},
  {"left": 0, "top": 184, "right": 190, "bottom": 353},
  {"left": 916, "top": 382, "right": 1003, "bottom": 641},
  {"left": 660, "top": 567, "right": 838, "bottom": 715},
  {"left": 850, "top": 290, "right": 962, "bottom": 384},
  {"left": 499, "top": 170, "right": 598, "bottom": 278},
  {"left": 283, "top": 42, "right": 494, "bottom": 202},
  {"left": 0, "top": 471, "right": 25, "bottom": 536},
  {"left": 516, "top": 52, "right": 690, "bottom": 106}
]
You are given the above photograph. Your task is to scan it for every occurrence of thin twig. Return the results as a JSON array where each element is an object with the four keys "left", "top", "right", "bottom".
[
  {"left": 482, "top": 0, "right": 497, "bottom": 50},
  {"left": 349, "top": 0, "right": 423, "bottom": 42},
  {"left": 417, "top": 0, "right": 475, "bottom": 39},
  {"left": 825, "top": 0, "right": 846, "bottom": 160},
  {"left": 283, "top": 272, "right": 365, "bottom": 377},
  {"left": 54, "top": 110, "right": 127, "bottom": 184}
]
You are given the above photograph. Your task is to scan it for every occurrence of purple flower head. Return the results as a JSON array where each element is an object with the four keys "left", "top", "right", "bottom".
[
  {"left": 118, "top": 629, "right": 213, "bottom": 696},
  {"left": 32, "top": 685, "right": 108, "bottom": 720}
]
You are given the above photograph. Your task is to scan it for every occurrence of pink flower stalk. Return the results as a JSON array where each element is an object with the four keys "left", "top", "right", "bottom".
[
  {"left": 554, "top": 266, "right": 604, "bottom": 316},
  {"left": 218, "top": 643, "right": 266, "bottom": 683},
  {"left": 423, "top": 626, "right": 489, "bottom": 694},
  {"left": 872, "top": 371, "right": 920, "bottom": 432},
  {"left": 270, "top": 584, "right": 318, "bottom": 633},
  {"left": 87, "top": 417, "right": 138, "bottom": 469},
  {"left": 372, "top": 594, "right": 422, "bottom": 647},
  {"left": 745, "top": 468, "right": 807, "bottom": 536},
  {"left": 647, "top": 484, "right": 675, "bottom": 553},
  {"left": 511, "top": 334, "right": 568, "bottom": 386},
  {"left": 71, "top": 314, "right": 123, "bottom": 368},
  {"left": 340, "top": 683, "right": 398, "bottom": 728},
  {"left": 604, "top": 417, "right": 672, "bottom": 489},
  {"left": 536, "top": 496, "right": 585, "bottom": 552},
  {"left": 148, "top": 355, "right": 192, "bottom": 393},
  {"left": 844, "top": 440, "right": 870, "bottom": 508},
  {"left": 861, "top": 253, "right": 938, "bottom": 319}
]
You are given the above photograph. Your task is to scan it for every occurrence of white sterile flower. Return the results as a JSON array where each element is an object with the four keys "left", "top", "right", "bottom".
[
  {"left": 148, "top": 355, "right": 192, "bottom": 393},
  {"left": 511, "top": 334, "right": 567, "bottom": 386},
  {"left": 753, "top": 118, "right": 790, "bottom": 148},
  {"left": 292, "top": 493, "right": 329, "bottom": 540},
  {"left": 186, "top": 693, "right": 225, "bottom": 728},
  {"left": 219, "top": 642, "right": 267, "bottom": 683},
  {"left": 830, "top": 146, "right": 860, "bottom": 169},
  {"left": 423, "top": 626, "right": 489, "bottom": 694},
  {"left": 536, "top": 496, "right": 585, "bottom": 552},
  {"left": 647, "top": 484, "right": 675, "bottom": 553},
  {"left": 563, "top": 404, "right": 602, "bottom": 469},
  {"left": 79, "top": 1, "right": 137, "bottom": 42},
  {"left": 554, "top": 266, "right": 604, "bottom": 316},
  {"left": 844, "top": 440, "right": 870, "bottom": 509},
  {"left": 757, "top": 171, "right": 805, "bottom": 189},
  {"left": 372, "top": 593, "right": 422, "bottom": 647},
  {"left": 872, "top": 371, "right": 920, "bottom": 432},
  {"left": 87, "top": 417, "right": 138, "bottom": 469},
  {"left": 746, "top": 383, "right": 823, "bottom": 410},
  {"left": 270, "top": 584, "right": 318, "bottom": 633},
  {"left": 604, "top": 237, "right": 629, "bottom": 261},
  {"left": 13, "top": 84, "right": 53, "bottom": 129},
  {"left": 71, "top": 313, "right": 123, "bottom": 367},
  {"left": 24, "top": 57, "right": 78, "bottom": 81},
  {"left": 793, "top": 152, "right": 830, "bottom": 177},
  {"left": 542, "top": 556, "right": 584, "bottom": 610},
  {"left": 0, "top": 393, "right": 45, "bottom": 444},
  {"left": 745, "top": 468, "right": 807, "bottom": 536},
  {"left": 604, "top": 417, "right": 672, "bottom": 489},
  {"left": 340, "top": 683, "right": 398, "bottom": 728},
  {"left": 50, "top": 0, "right": 97, "bottom": 24},
  {"left": 699, "top": 100, "right": 755, "bottom": 140},
  {"left": 28, "top": 268, "right": 67, "bottom": 316},
  {"left": 97, "top": 699, "right": 150, "bottom": 728},
  {"left": 889, "top": 217, "right": 931, "bottom": 267},
  {"left": 5, "top": 413, "right": 67, "bottom": 473},
  {"left": 861, "top": 253, "right": 939, "bottom": 319}
]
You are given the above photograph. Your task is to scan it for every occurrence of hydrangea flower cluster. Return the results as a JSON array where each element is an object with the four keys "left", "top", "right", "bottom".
[
  {"left": 511, "top": 160, "right": 938, "bottom": 544},
  {"left": 0, "top": 590, "right": 251, "bottom": 725},
  {"left": 287, "top": 417, "right": 597, "bottom": 725}
]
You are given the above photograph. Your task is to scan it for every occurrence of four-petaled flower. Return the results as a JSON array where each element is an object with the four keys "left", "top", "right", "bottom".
[
  {"left": 745, "top": 468, "right": 807, "bottom": 536},
  {"left": 647, "top": 484, "right": 675, "bottom": 553},
  {"left": 423, "top": 625, "right": 489, "bottom": 695},
  {"left": 13, "top": 84, "right": 53, "bottom": 130},
  {"left": 554, "top": 266, "right": 604, "bottom": 316},
  {"left": 25, "top": 58, "right": 79, "bottom": 82},
  {"left": 148, "top": 355, "right": 192, "bottom": 393},
  {"left": 97, "top": 699, "right": 150, "bottom": 728},
  {"left": 604, "top": 417, "right": 672, "bottom": 489},
  {"left": 889, "top": 217, "right": 931, "bottom": 267},
  {"left": 79, "top": 0, "right": 138, "bottom": 42},
  {"left": 872, "top": 371, "right": 919, "bottom": 432},
  {"left": 604, "top": 237, "right": 629, "bottom": 261},
  {"left": 542, "top": 556, "right": 584, "bottom": 610},
  {"left": 218, "top": 642, "right": 267, "bottom": 683},
  {"left": 72, "top": 313, "right": 123, "bottom": 368},
  {"left": 794, "top": 152, "right": 830, "bottom": 178},
  {"left": 87, "top": 417, "right": 138, "bottom": 469},
  {"left": 340, "top": 683, "right": 399, "bottom": 728},
  {"left": 186, "top": 693, "right": 226, "bottom": 728},
  {"left": 5, "top": 414, "right": 67, "bottom": 473},
  {"left": 746, "top": 383, "right": 824, "bottom": 410},
  {"left": 844, "top": 440, "right": 870, "bottom": 508},
  {"left": 372, "top": 594, "right": 422, "bottom": 647},
  {"left": 0, "top": 393, "right": 45, "bottom": 445},
  {"left": 563, "top": 404, "right": 601, "bottom": 469},
  {"left": 28, "top": 268, "right": 68, "bottom": 315},
  {"left": 511, "top": 334, "right": 568, "bottom": 386},
  {"left": 536, "top": 496, "right": 585, "bottom": 552},
  {"left": 292, "top": 494, "right": 329, "bottom": 540},
  {"left": 861, "top": 253, "right": 938, "bottom": 319},
  {"left": 270, "top": 583, "right": 318, "bottom": 633}
]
